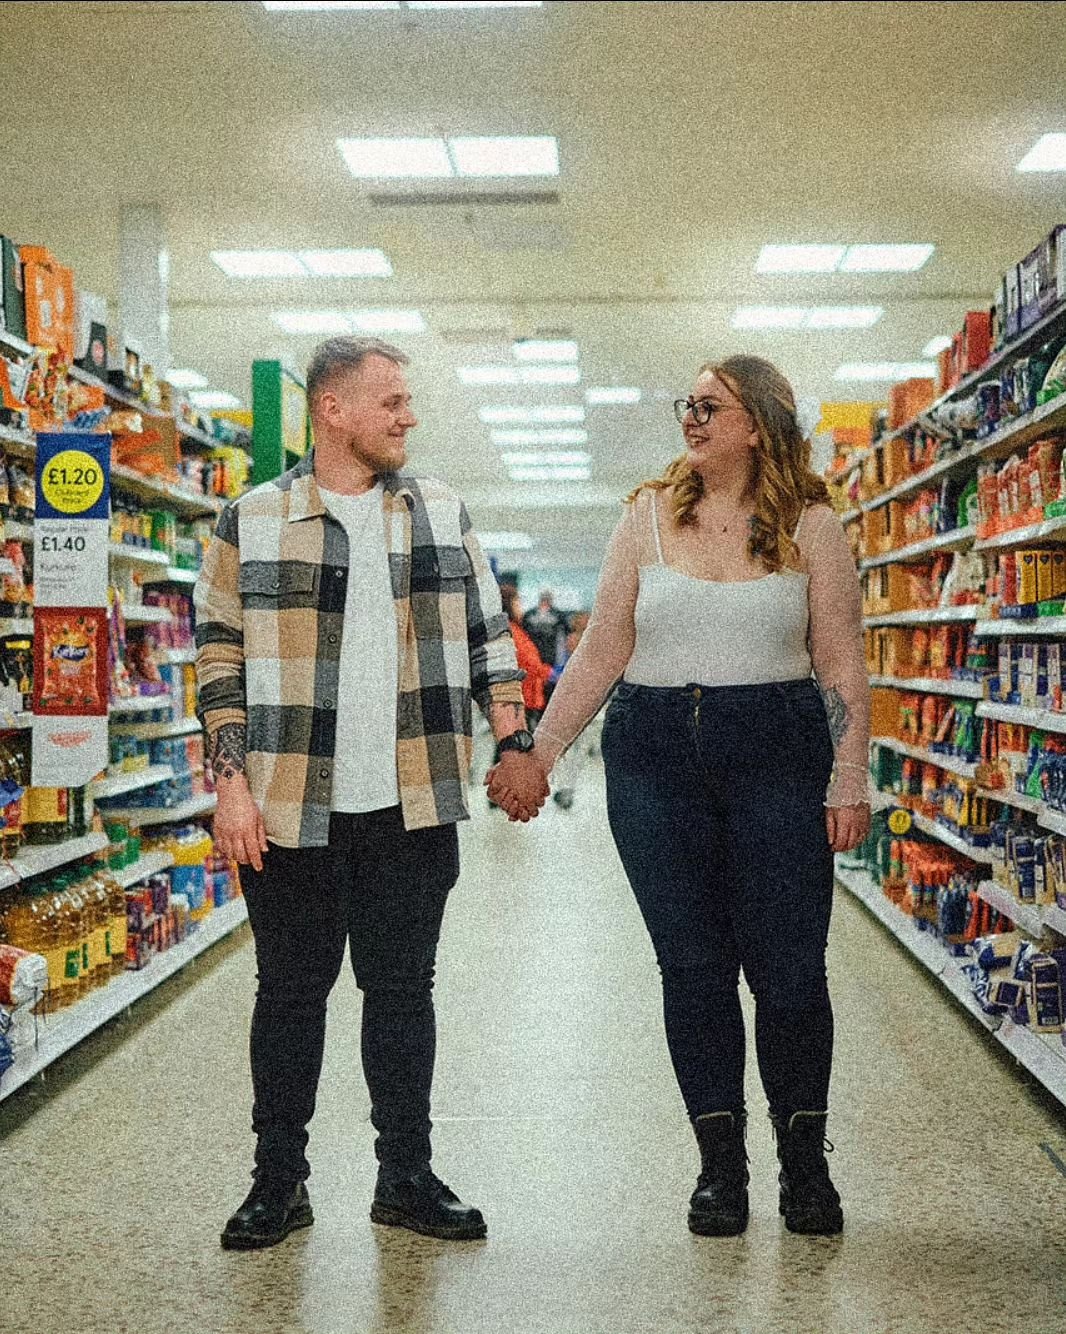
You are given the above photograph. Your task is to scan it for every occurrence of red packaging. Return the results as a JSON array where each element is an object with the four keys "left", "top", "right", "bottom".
[{"left": 33, "top": 607, "right": 109, "bottom": 715}]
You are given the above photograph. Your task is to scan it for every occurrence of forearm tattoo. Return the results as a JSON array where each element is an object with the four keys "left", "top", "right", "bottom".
[
  {"left": 820, "top": 685, "right": 850, "bottom": 749},
  {"left": 208, "top": 724, "right": 247, "bottom": 781},
  {"left": 489, "top": 701, "right": 527, "bottom": 738}
]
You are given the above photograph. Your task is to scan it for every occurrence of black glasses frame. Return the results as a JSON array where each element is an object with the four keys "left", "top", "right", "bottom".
[{"left": 673, "top": 397, "right": 717, "bottom": 425}]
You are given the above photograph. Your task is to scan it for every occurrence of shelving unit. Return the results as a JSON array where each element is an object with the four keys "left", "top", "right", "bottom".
[
  {"left": 5, "top": 831, "right": 110, "bottom": 883},
  {"left": 871, "top": 735, "right": 978, "bottom": 780},
  {"left": 102, "top": 793, "right": 217, "bottom": 828},
  {"left": 975, "top": 880, "right": 1049, "bottom": 938},
  {"left": 114, "top": 850, "right": 176, "bottom": 891},
  {"left": 121, "top": 605, "right": 174, "bottom": 627},
  {"left": 974, "top": 616, "right": 1066, "bottom": 637},
  {"left": 0, "top": 617, "right": 33, "bottom": 635},
  {"left": 860, "top": 525, "right": 975, "bottom": 570},
  {"left": 908, "top": 811, "right": 995, "bottom": 863},
  {"left": 142, "top": 565, "right": 199, "bottom": 586},
  {"left": 109, "top": 693, "right": 173, "bottom": 716},
  {"left": 89, "top": 765, "right": 174, "bottom": 801},
  {"left": 109, "top": 716, "right": 201, "bottom": 742},
  {"left": 975, "top": 701, "right": 1066, "bottom": 735},
  {"left": 156, "top": 647, "right": 197, "bottom": 665},
  {"left": 975, "top": 513, "right": 1066, "bottom": 553},
  {"left": 108, "top": 544, "right": 171, "bottom": 569},
  {"left": 0, "top": 896, "right": 248, "bottom": 1103}
]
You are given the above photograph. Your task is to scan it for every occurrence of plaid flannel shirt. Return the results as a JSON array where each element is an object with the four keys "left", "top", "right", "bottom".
[{"left": 194, "top": 451, "right": 524, "bottom": 847}]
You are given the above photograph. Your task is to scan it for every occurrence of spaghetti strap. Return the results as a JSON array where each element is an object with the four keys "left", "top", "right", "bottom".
[
  {"left": 793, "top": 506, "right": 806, "bottom": 543},
  {"left": 650, "top": 492, "right": 665, "bottom": 564}
]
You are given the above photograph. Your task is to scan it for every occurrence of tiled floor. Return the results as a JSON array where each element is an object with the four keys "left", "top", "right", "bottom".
[{"left": 4, "top": 758, "right": 1066, "bottom": 1333}]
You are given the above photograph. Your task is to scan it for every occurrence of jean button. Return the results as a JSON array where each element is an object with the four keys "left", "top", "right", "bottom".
[{"left": 692, "top": 687, "right": 702, "bottom": 701}]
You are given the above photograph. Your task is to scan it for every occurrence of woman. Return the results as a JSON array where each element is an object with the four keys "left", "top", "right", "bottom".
[
  {"left": 489, "top": 355, "right": 870, "bottom": 1237},
  {"left": 500, "top": 582, "right": 552, "bottom": 728}
]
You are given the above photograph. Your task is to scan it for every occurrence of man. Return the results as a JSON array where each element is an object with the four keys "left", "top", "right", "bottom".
[
  {"left": 522, "top": 588, "right": 568, "bottom": 671},
  {"left": 194, "top": 336, "right": 548, "bottom": 1250}
]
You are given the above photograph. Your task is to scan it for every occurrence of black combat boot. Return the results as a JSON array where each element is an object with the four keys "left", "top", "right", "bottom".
[
  {"left": 371, "top": 1169, "right": 487, "bottom": 1241},
  {"left": 220, "top": 1178, "right": 314, "bottom": 1250},
  {"left": 688, "top": 1110, "right": 750, "bottom": 1236},
  {"left": 770, "top": 1111, "right": 844, "bottom": 1236}
]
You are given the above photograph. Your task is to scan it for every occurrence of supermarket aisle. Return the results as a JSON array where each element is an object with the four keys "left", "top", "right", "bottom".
[{"left": 3, "top": 760, "right": 1066, "bottom": 1334}]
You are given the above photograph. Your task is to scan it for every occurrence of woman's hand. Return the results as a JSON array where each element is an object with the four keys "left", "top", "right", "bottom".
[{"left": 826, "top": 803, "right": 871, "bottom": 854}]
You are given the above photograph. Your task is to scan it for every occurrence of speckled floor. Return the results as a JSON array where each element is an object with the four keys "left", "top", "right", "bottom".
[{"left": 4, "top": 754, "right": 1066, "bottom": 1334}]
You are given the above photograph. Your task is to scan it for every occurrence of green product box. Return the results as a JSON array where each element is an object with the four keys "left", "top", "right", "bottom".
[{"left": 0, "top": 236, "right": 26, "bottom": 340}]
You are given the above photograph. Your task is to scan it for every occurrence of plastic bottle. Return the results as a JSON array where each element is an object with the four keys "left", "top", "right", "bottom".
[
  {"left": 80, "top": 869, "right": 111, "bottom": 990},
  {"left": 5, "top": 881, "right": 71, "bottom": 1012},
  {"left": 93, "top": 860, "right": 128, "bottom": 977},
  {"left": 56, "top": 875, "right": 90, "bottom": 1000}
]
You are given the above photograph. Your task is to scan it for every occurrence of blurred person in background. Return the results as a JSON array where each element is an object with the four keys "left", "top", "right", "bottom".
[{"left": 522, "top": 587, "right": 568, "bottom": 671}]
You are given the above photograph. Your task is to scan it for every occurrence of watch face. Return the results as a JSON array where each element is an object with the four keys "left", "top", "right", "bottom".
[{"left": 502, "top": 729, "right": 535, "bottom": 753}]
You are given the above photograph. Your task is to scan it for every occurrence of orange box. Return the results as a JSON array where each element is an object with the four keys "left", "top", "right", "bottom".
[
  {"left": 888, "top": 378, "right": 936, "bottom": 430},
  {"left": 870, "top": 687, "right": 901, "bottom": 739},
  {"left": 883, "top": 437, "right": 912, "bottom": 487},
  {"left": 937, "top": 346, "right": 955, "bottom": 395},
  {"left": 20, "top": 245, "right": 75, "bottom": 360},
  {"left": 960, "top": 310, "right": 992, "bottom": 374}
]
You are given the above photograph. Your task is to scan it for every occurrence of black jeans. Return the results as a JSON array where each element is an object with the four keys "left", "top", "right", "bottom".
[
  {"left": 239, "top": 807, "right": 460, "bottom": 1183},
  {"left": 602, "top": 678, "right": 836, "bottom": 1122}
]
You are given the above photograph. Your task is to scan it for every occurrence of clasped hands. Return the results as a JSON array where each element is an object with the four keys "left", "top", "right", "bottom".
[{"left": 484, "top": 749, "right": 550, "bottom": 822}]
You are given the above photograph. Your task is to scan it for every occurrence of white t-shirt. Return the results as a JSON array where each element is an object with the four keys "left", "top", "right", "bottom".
[{"left": 317, "top": 483, "right": 399, "bottom": 814}]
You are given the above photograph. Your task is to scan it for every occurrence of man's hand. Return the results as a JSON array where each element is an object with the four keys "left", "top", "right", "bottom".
[
  {"left": 485, "top": 751, "right": 549, "bottom": 823},
  {"left": 214, "top": 778, "right": 269, "bottom": 871},
  {"left": 826, "top": 803, "right": 871, "bottom": 854}
]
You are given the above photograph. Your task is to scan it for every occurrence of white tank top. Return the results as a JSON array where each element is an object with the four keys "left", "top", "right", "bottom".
[{"left": 624, "top": 499, "right": 813, "bottom": 688}]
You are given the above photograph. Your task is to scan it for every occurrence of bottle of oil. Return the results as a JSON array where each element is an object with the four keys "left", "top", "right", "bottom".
[
  {"left": 5, "top": 881, "right": 70, "bottom": 1013},
  {"left": 24, "top": 786, "right": 70, "bottom": 845},
  {"left": 54, "top": 874, "right": 89, "bottom": 1001},
  {"left": 92, "top": 859, "right": 128, "bottom": 977},
  {"left": 79, "top": 869, "right": 111, "bottom": 990}
]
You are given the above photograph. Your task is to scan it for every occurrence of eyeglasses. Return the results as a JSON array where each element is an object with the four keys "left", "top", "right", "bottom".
[{"left": 673, "top": 397, "right": 732, "bottom": 425}]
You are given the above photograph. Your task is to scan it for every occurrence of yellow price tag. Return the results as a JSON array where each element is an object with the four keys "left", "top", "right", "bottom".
[
  {"left": 888, "top": 808, "right": 913, "bottom": 835},
  {"left": 41, "top": 449, "right": 106, "bottom": 515}
]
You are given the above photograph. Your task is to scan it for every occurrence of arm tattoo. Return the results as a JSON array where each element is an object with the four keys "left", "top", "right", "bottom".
[
  {"left": 489, "top": 701, "right": 527, "bottom": 738},
  {"left": 208, "top": 723, "right": 247, "bottom": 781},
  {"left": 820, "top": 685, "right": 850, "bottom": 749}
]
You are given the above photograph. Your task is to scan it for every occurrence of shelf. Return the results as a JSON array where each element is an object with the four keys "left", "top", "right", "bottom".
[
  {"left": 0, "top": 895, "right": 248, "bottom": 1103},
  {"left": 108, "top": 543, "right": 171, "bottom": 568},
  {"left": 0, "top": 328, "right": 34, "bottom": 356},
  {"left": 863, "top": 606, "right": 980, "bottom": 627},
  {"left": 101, "top": 793, "right": 216, "bottom": 828},
  {"left": 141, "top": 565, "right": 200, "bottom": 586},
  {"left": 862, "top": 394, "right": 1066, "bottom": 514},
  {"left": 975, "top": 512, "right": 1066, "bottom": 553},
  {"left": 975, "top": 701, "right": 1066, "bottom": 735},
  {"left": 0, "top": 423, "right": 34, "bottom": 459},
  {"left": 176, "top": 420, "right": 218, "bottom": 451},
  {"left": 976, "top": 784, "right": 1044, "bottom": 816},
  {"left": 995, "top": 1019, "right": 1066, "bottom": 1105},
  {"left": 4, "top": 520, "right": 33, "bottom": 543},
  {"left": 975, "top": 880, "right": 1049, "bottom": 938},
  {"left": 109, "top": 693, "right": 173, "bottom": 716},
  {"left": 860, "top": 526, "right": 975, "bottom": 570},
  {"left": 840, "top": 508, "right": 862, "bottom": 525},
  {"left": 109, "top": 716, "right": 201, "bottom": 741},
  {"left": 0, "top": 617, "right": 33, "bottom": 634},
  {"left": 157, "top": 646, "right": 196, "bottom": 665},
  {"left": 114, "top": 850, "right": 176, "bottom": 890},
  {"left": 7, "top": 831, "right": 110, "bottom": 882},
  {"left": 121, "top": 605, "right": 174, "bottom": 626},
  {"left": 974, "top": 616, "right": 1066, "bottom": 637},
  {"left": 869, "top": 675, "right": 985, "bottom": 699},
  {"left": 834, "top": 863, "right": 1001, "bottom": 1032},
  {"left": 909, "top": 810, "right": 994, "bottom": 864},
  {"left": 0, "top": 711, "right": 32, "bottom": 730},
  {"left": 871, "top": 736, "right": 978, "bottom": 779},
  {"left": 89, "top": 764, "right": 175, "bottom": 801},
  {"left": 1038, "top": 808, "right": 1066, "bottom": 838},
  {"left": 110, "top": 463, "right": 222, "bottom": 519}
]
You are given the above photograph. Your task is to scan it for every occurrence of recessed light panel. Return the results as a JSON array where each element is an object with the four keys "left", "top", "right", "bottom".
[
  {"left": 273, "top": 311, "right": 353, "bottom": 335},
  {"left": 450, "top": 136, "right": 559, "bottom": 177},
  {"left": 586, "top": 386, "right": 641, "bottom": 405},
  {"left": 479, "top": 405, "right": 586, "bottom": 425},
  {"left": 512, "top": 338, "right": 578, "bottom": 362},
  {"left": 732, "top": 307, "right": 808, "bottom": 330},
  {"left": 509, "top": 465, "right": 591, "bottom": 482},
  {"left": 348, "top": 309, "right": 427, "bottom": 333},
  {"left": 337, "top": 137, "right": 453, "bottom": 178},
  {"left": 298, "top": 248, "right": 393, "bottom": 277},
  {"left": 491, "top": 429, "right": 589, "bottom": 447},
  {"left": 166, "top": 369, "right": 209, "bottom": 389},
  {"left": 501, "top": 452, "right": 591, "bottom": 467},
  {"left": 263, "top": 2, "right": 400, "bottom": 9},
  {"left": 805, "top": 306, "right": 884, "bottom": 329},
  {"left": 190, "top": 390, "right": 242, "bottom": 409},
  {"left": 212, "top": 249, "right": 308, "bottom": 278},
  {"left": 922, "top": 335, "right": 953, "bottom": 357},
  {"left": 1016, "top": 133, "right": 1066, "bottom": 172},
  {"left": 838, "top": 244, "right": 934, "bottom": 273},
  {"left": 755, "top": 245, "right": 846, "bottom": 274},
  {"left": 458, "top": 365, "right": 580, "bottom": 386},
  {"left": 835, "top": 361, "right": 937, "bottom": 382}
]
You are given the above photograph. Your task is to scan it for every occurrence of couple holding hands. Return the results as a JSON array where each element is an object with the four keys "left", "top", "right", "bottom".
[{"left": 195, "top": 337, "right": 870, "bottom": 1252}]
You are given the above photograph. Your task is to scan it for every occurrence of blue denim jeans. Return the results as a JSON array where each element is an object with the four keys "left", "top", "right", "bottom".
[{"left": 602, "top": 678, "right": 836, "bottom": 1121}]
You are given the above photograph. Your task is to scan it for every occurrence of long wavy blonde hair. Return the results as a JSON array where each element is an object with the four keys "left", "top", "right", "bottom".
[{"left": 627, "top": 355, "right": 830, "bottom": 573}]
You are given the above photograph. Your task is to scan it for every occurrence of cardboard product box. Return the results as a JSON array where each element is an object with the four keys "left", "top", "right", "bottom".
[
  {"left": 1050, "top": 224, "right": 1066, "bottom": 314},
  {"left": 888, "top": 378, "right": 936, "bottom": 430},
  {"left": 21, "top": 246, "right": 75, "bottom": 359},
  {"left": 1005, "top": 264, "right": 1022, "bottom": 340},
  {"left": 0, "top": 237, "right": 25, "bottom": 339},
  {"left": 870, "top": 687, "right": 901, "bottom": 740},
  {"left": 74, "top": 290, "right": 108, "bottom": 379},
  {"left": 993, "top": 278, "right": 1007, "bottom": 351},
  {"left": 1019, "top": 243, "right": 1045, "bottom": 331},
  {"left": 883, "top": 437, "right": 912, "bottom": 488},
  {"left": 1038, "top": 550, "right": 1056, "bottom": 603},
  {"left": 960, "top": 310, "right": 992, "bottom": 373},
  {"left": 107, "top": 327, "right": 143, "bottom": 394},
  {"left": 937, "top": 345, "right": 955, "bottom": 395}
]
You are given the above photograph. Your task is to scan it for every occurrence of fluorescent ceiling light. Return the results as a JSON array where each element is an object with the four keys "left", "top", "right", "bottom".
[
  {"left": 491, "top": 429, "right": 589, "bottom": 447},
  {"left": 509, "top": 465, "right": 591, "bottom": 482},
  {"left": 337, "top": 136, "right": 453, "bottom": 178},
  {"left": 449, "top": 136, "right": 559, "bottom": 177},
  {"left": 410, "top": 2, "right": 542, "bottom": 8},
  {"left": 513, "top": 338, "right": 578, "bottom": 362},
  {"left": 805, "top": 306, "right": 884, "bottom": 329},
  {"left": 922, "top": 335, "right": 953, "bottom": 357},
  {"left": 478, "top": 531, "right": 535, "bottom": 551},
  {"left": 297, "top": 248, "right": 393, "bottom": 277},
  {"left": 586, "top": 386, "right": 641, "bottom": 405},
  {"left": 502, "top": 452, "right": 590, "bottom": 467},
  {"left": 458, "top": 364, "right": 580, "bottom": 386},
  {"left": 839, "top": 244, "right": 934, "bottom": 273},
  {"left": 189, "top": 390, "right": 242, "bottom": 409},
  {"left": 212, "top": 249, "right": 307, "bottom": 278},
  {"left": 272, "top": 311, "right": 352, "bottom": 335},
  {"left": 479, "top": 405, "right": 585, "bottom": 424},
  {"left": 835, "top": 362, "right": 937, "bottom": 383},
  {"left": 1016, "top": 133, "right": 1066, "bottom": 172},
  {"left": 263, "top": 2, "right": 399, "bottom": 9},
  {"left": 755, "top": 244, "right": 846, "bottom": 274},
  {"left": 732, "top": 306, "right": 808, "bottom": 330},
  {"left": 348, "top": 309, "right": 426, "bottom": 333},
  {"left": 165, "top": 369, "right": 209, "bottom": 389}
]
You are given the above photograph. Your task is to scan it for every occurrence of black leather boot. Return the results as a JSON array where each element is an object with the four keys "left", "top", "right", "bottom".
[
  {"left": 770, "top": 1111, "right": 844, "bottom": 1236},
  {"left": 371, "top": 1169, "right": 487, "bottom": 1241},
  {"left": 220, "top": 1178, "right": 314, "bottom": 1250},
  {"left": 688, "top": 1111, "right": 750, "bottom": 1236}
]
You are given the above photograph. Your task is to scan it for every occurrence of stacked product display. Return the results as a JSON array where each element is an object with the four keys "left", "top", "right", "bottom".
[
  {"left": 0, "top": 226, "right": 251, "bottom": 1101},
  {"left": 836, "top": 221, "right": 1066, "bottom": 1105}
]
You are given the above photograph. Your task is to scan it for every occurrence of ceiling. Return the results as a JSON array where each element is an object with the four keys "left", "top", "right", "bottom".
[{"left": 1, "top": 0, "right": 1064, "bottom": 571}]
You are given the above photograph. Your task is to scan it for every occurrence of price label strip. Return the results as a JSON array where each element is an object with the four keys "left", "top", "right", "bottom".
[{"left": 31, "top": 433, "right": 112, "bottom": 787}]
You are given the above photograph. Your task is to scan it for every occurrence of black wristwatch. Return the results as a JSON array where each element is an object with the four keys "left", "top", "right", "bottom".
[{"left": 498, "top": 729, "right": 536, "bottom": 755}]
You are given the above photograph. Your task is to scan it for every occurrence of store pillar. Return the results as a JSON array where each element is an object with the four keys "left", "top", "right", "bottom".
[{"left": 118, "top": 204, "right": 169, "bottom": 374}]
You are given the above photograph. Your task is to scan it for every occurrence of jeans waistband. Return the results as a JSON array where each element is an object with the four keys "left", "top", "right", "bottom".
[{"left": 615, "top": 677, "right": 818, "bottom": 705}]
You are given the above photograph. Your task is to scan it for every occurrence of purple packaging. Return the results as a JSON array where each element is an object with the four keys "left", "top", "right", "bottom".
[
  {"left": 1005, "top": 264, "right": 1022, "bottom": 340},
  {"left": 1019, "top": 244, "right": 1044, "bottom": 331}
]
